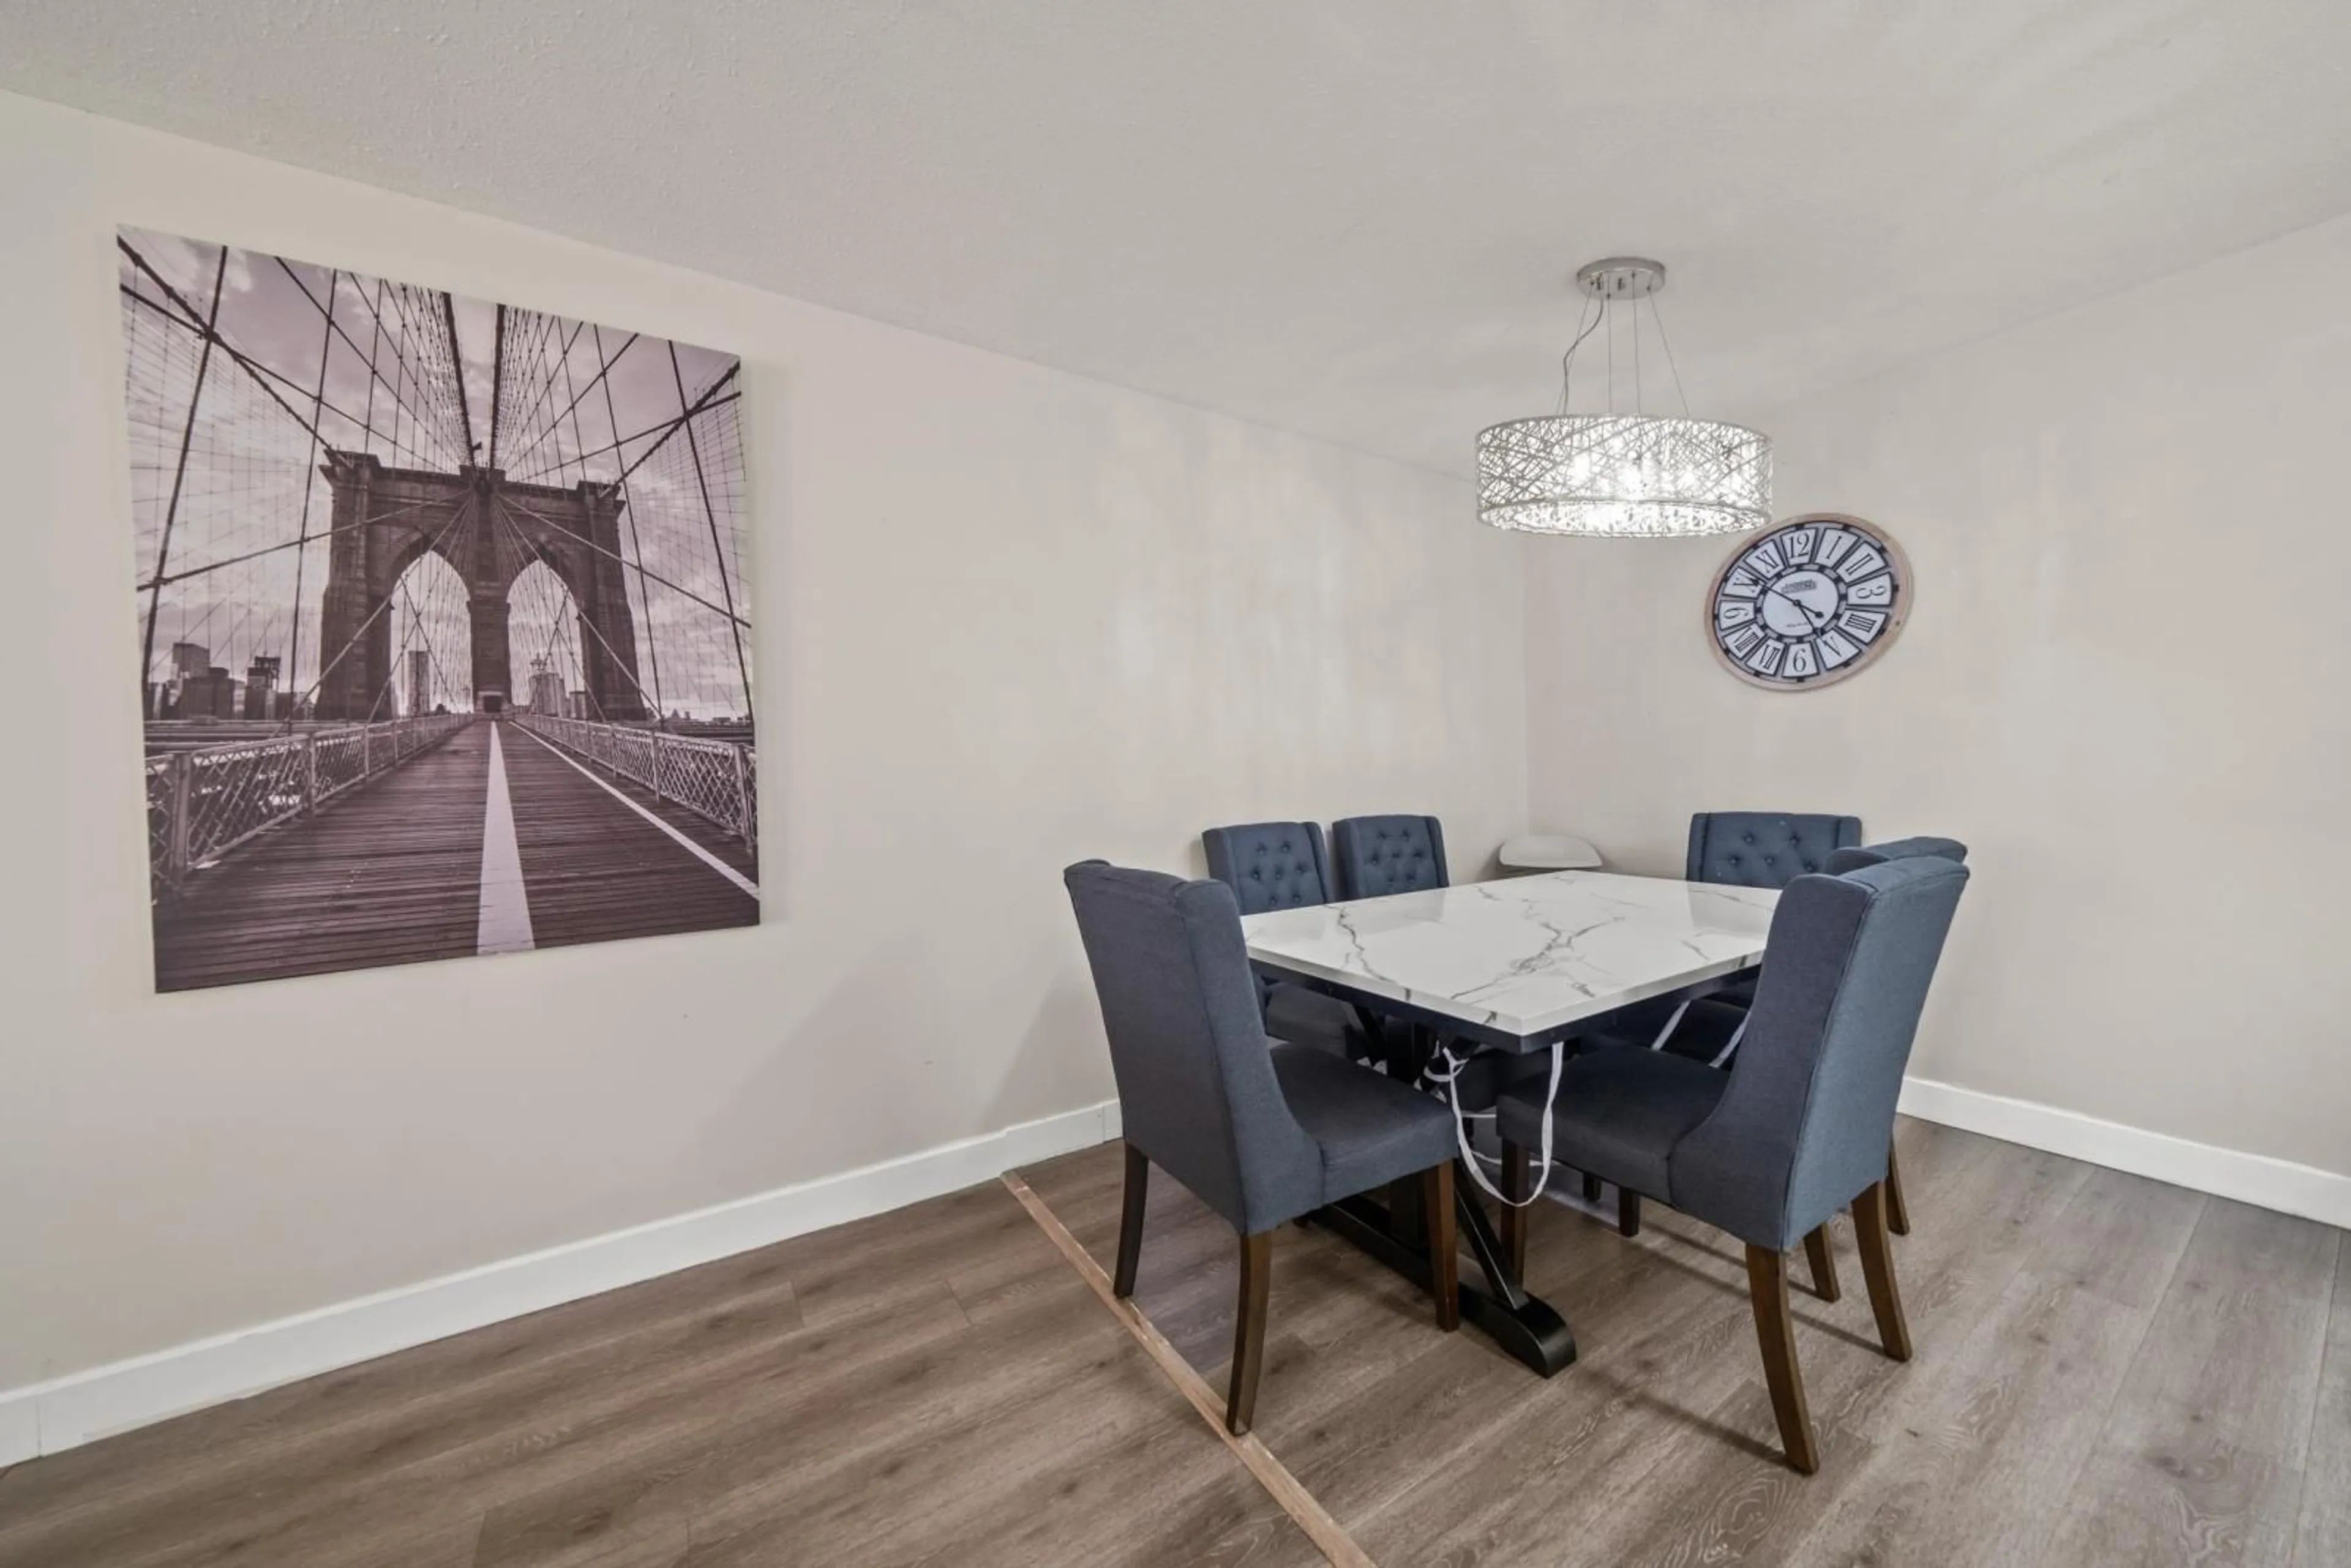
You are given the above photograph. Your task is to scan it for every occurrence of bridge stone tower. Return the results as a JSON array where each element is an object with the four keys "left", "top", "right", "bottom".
[{"left": 313, "top": 451, "right": 647, "bottom": 721}]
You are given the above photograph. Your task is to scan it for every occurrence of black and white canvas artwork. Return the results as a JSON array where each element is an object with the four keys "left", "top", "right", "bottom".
[{"left": 121, "top": 228, "right": 760, "bottom": 991}]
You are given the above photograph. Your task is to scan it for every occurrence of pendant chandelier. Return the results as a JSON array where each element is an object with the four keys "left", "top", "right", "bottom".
[{"left": 1477, "top": 258, "right": 1771, "bottom": 538}]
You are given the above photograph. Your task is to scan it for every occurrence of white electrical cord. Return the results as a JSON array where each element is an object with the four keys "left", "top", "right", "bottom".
[
  {"left": 1647, "top": 997, "right": 1690, "bottom": 1051},
  {"left": 1708, "top": 1010, "right": 1749, "bottom": 1068},
  {"left": 1423, "top": 1041, "right": 1564, "bottom": 1209}
]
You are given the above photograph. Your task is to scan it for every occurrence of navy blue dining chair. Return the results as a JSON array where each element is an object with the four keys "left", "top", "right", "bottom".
[
  {"left": 1819, "top": 836, "right": 1969, "bottom": 1235},
  {"left": 1201, "top": 820, "right": 1367, "bottom": 1061},
  {"left": 1570, "top": 811, "right": 1866, "bottom": 1224},
  {"left": 1825, "top": 835, "right": 1970, "bottom": 877},
  {"left": 1680, "top": 811, "right": 1864, "bottom": 1016},
  {"left": 1687, "top": 811, "right": 1865, "bottom": 888},
  {"left": 1657, "top": 835, "right": 1974, "bottom": 1232},
  {"left": 1329, "top": 814, "right": 1449, "bottom": 899},
  {"left": 1585, "top": 830, "right": 1967, "bottom": 1240},
  {"left": 1494, "top": 855, "right": 1970, "bottom": 1472},
  {"left": 1598, "top": 812, "right": 1864, "bottom": 1071},
  {"left": 1063, "top": 861, "right": 1461, "bottom": 1435}
]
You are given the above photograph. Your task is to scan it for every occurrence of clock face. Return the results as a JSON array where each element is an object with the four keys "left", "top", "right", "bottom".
[{"left": 1706, "top": 514, "right": 1911, "bottom": 690}]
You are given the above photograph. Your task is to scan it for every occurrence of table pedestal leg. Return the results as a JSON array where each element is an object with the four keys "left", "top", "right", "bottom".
[{"left": 1313, "top": 1157, "right": 1577, "bottom": 1378}]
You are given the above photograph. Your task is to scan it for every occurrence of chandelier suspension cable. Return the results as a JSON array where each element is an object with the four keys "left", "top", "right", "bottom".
[
  {"left": 1605, "top": 293, "right": 1617, "bottom": 414},
  {"left": 1556, "top": 293, "right": 1602, "bottom": 416},
  {"left": 1632, "top": 293, "right": 1644, "bottom": 415},
  {"left": 1647, "top": 294, "right": 1692, "bottom": 419}
]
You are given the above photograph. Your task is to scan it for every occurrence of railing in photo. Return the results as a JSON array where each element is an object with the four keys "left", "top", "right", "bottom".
[
  {"left": 146, "top": 713, "right": 472, "bottom": 894},
  {"left": 514, "top": 713, "right": 759, "bottom": 849}
]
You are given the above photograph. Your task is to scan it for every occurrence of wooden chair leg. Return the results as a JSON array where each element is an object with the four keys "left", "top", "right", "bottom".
[
  {"left": 1499, "top": 1140, "right": 1531, "bottom": 1281},
  {"left": 1114, "top": 1142, "right": 1149, "bottom": 1299},
  {"left": 1582, "top": 1170, "right": 1603, "bottom": 1204},
  {"left": 1226, "top": 1230, "right": 1273, "bottom": 1435},
  {"left": 1852, "top": 1182, "right": 1913, "bottom": 1362},
  {"left": 1885, "top": 1144, "right": 1911, "bottom": 1237},
  {"left": 1802, "top": 1224, "right": 1841, "bottom": 1302},
  {"left": 1618, "top": 1188, "right": 1642, "bottom": 1238},
  {"left": 1423, "top": 1163, "right": 1460, "bottom": 1331},
  {"left": 1744, "top": 1244, "right": 1820, "bottom": 1475}
]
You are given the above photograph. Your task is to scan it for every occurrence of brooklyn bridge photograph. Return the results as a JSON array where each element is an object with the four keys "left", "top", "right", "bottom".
[{"left": 121, "top": 228, "right": 760, "bottom": 991}]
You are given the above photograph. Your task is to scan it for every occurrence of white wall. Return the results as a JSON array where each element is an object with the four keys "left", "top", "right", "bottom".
[
  {"left": 0, "top": 92, "right": 1528, "bottom": 1395},
  {"left": 1525, "top": 212, "right": 2351, "bottom": 1179}
]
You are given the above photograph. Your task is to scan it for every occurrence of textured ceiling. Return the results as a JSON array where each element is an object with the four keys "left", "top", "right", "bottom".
[{"left": 6, "top": 1, "right": 2350, "bottom": 475}]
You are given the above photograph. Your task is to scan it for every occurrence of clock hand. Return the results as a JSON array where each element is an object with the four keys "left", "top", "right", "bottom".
[{"left": 1763, "top": 584, "right": 1832, "bottom": 631}]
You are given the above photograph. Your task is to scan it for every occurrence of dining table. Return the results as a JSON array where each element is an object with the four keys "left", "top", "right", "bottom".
[{"left": 1239, "top": 868, "right": 1781, "bottom": 1376}]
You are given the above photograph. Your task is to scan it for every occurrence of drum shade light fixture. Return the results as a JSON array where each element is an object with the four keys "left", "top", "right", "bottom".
[{"left": 1477, "top": 258, "right": 1771, "bottom": 538}]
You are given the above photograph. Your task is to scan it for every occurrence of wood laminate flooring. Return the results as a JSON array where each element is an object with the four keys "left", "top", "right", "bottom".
[{"left": 0, "top": 1120, "right": 2341, "bottom": 1566}]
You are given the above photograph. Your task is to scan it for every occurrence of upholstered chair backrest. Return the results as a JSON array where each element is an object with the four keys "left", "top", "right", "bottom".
[
  {"left": 1202, "top": 821, "right": 1333, "bottom": 915},
  {"left": 1685, "top": 812, "right": 1864, "bottom": 889},
  {"left": 1670, "top": 857, "right": 1970, "bottom": 1250},
  {"left": 1329, "top": 815, "right": 1449, "bottom": 901},
  {"left": 1063, "top": 862, "right": 1320, "bottom": 1231},
  {"left": 1823, "top": 836, "right": 1970, "bottom": 876}
]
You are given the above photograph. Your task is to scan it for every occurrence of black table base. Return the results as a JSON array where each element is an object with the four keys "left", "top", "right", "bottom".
[
  {"left": 1308, "top": 1160, "right": 1578, "bottom": 1377},
  {"left": 1264, "top": 986, "right": 1747, "bottom": 1380}
]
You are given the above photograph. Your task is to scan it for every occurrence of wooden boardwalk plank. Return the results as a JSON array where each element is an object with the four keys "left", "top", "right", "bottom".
[
  {"left": 497, "top": 727, "right": 759, "bottom": 951},
  {"left": 147, "top": 720, "right": 759, "bottom": 991},
  {"left": 150, "top": 727, "right": 490, "bottom": 991}
]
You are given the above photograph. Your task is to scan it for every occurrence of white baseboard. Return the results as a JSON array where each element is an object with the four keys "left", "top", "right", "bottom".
[
  {"left": 1899, "top": 1076, "right": 2350, "bottom": 1230},
  {"left": 0, "top": 1099, "right": 1119, "bottom": 1466},
  {"left": 0, "top": 1398, "right": 36, "bottom": 1471}
]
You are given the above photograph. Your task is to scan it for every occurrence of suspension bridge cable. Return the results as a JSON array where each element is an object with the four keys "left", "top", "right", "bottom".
[
  {"left": 498, "top": 331, "right": 640, "bottom": 475},
  {"left": 138, "top": 243, "right": 228, "bottom": 709},
  {"left": 441, "top": 292, "right": 475, "bottom": 460},
  {"left": 495, "top": 492, "right": 750, "bottom": 629},
  {"left": 282, "top": 268, "right": 340, "bottom": 730},
  {"left": 274, "top": 258, "right": 461, "bottom": 460},
  {"left": 612, "top": 362, "right": 741, "bottom": 487},
  {"left": 669, "top": 341, "right": 752, "bottom": 711},
  {"left": 595, "top": 323, "right": 667, "bottom": 722}
]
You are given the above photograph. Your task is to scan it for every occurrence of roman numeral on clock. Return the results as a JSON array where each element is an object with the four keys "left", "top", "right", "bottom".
[{"left": 1835, "top": 544, "right": 1886, "bottom": 583}]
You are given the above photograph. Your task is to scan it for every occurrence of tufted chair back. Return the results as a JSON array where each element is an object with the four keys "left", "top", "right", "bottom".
[
  {"left": 1063, "top": 862, "right": 1321, "bottom": 1232},
  {"left": 1670, "top": 856, "right": 1970, "bottom": 1250},
  {"left": 1824, "top": 836, "right": 1969, "bottom": 876},
  {"left": 1330, "top": 815, "right": 1449, "bottom": 901},
  {"left": 1201, "top": 821, "right": 1333, "bottom": 915},
  {"left": 1686, "top": 812, "right": 1863, "bottom": 890}
]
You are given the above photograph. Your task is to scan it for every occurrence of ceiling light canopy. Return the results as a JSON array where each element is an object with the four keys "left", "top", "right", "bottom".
[{"left": 1478, "top": 259, "right": 1771, "bottom": 539}]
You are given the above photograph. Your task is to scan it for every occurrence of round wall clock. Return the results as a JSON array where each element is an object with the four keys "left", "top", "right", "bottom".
[{"left": 1706, "top": 513, "right": 1911, "bottom": 690}]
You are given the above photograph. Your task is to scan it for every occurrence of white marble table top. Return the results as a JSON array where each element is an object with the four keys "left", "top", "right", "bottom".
[{"left": 1239, "top": 870, "right": 1780, "bottom": 1045}]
